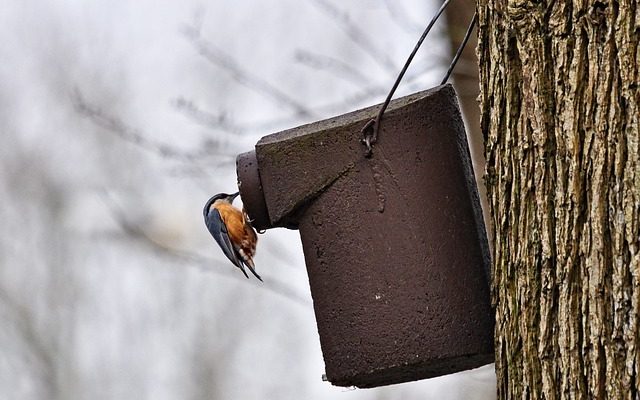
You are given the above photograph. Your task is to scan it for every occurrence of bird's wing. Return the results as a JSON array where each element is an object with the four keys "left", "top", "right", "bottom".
[{"left": 205, "top": 208, "right": 249, "bottom": 278}]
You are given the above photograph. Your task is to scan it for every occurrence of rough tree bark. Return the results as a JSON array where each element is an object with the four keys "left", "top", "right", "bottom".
[{"left": 478, "top": 0, "right": 639, "bottom": 398}]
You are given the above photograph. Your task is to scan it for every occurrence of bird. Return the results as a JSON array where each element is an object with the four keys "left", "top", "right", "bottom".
[{"left": 203, "top": 192, "right": 262, "bottom": 281}]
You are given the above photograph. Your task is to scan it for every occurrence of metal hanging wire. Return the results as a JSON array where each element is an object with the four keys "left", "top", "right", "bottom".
[
  {"left": 441, "top": 12, "right": 477, "bottom": 86},
  {"left": 361, "top": 5, "right": 478, "bottom": 157}
]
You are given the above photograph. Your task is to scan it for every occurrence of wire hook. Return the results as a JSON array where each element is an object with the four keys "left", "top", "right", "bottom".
[{"left": 360, "top": 2, "right": 477, "bottom": 158}]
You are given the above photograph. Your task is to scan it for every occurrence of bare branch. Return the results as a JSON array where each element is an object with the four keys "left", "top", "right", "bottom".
[
  {"left": 382, "top": 0, "right": 426, "bottom": 34},
  {"left": 174, "top": 96, "right": 310, "bottom": 134},
  {"left": 172, "top": 97, "right": 247, "bottom": 135},
  {"left": 175, "top": 13, "right": 451, "bottom": 137},
  {"left": 181, "top": 25, "right": 315, "bottom": 119},
  {"left": 165, "top": 163, "right": 235, "bottom": 178},
  {"left": 293, "top": 49, "right": 372, "bottom": 86},
  {"left": 101, "top": 193, "right": 311, "bottom": 307},
  {"left": 308, "top": 0, "right": 398, "bottom": 74},
  {"left": 0, "top": 288, "right": 55, "bottom": 393},
  {"left": 72, "top": 89, "right": 234, "bottom": 165},
  {"left": 173, "top": 57, "right": 445, "bottom": 136},
  {"left": 309, "top": 56, "right": 446, "bottom": 115}
]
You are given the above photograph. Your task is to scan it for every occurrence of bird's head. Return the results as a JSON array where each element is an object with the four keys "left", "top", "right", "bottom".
[{"left": 203, "top": 192, "right": 240, "bottom": 216}]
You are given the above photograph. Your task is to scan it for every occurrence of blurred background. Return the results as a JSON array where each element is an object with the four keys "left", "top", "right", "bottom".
[{"left": 0, "top": 1, "right": 494, "bottom": 399}]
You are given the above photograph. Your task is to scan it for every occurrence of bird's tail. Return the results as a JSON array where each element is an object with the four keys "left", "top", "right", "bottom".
[{"left": 244, "top": 259, "right": 262, "bottom": 282}]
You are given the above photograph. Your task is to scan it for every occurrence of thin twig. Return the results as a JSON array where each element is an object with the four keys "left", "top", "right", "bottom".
[
  {"left": 72, "top": 89, "right": 234, "bottom": 164},
  {"left": 382, "top": 0, "right": 426, "bottom": 34},
  {"left": 173, "top": 54, "right": 444, "bottom": 136},
  {"left": 181, "top": 25, "right": 314, "bottom": 119},
  {"left": 0, "top": 288, "right": 55, "bottom": 391},
  {"left": 172, "top": 97, "right": 247, "bottom": 136},
  {"left": 293, "top": 49, "right": 372, "bottom": 86},
  {"left": 309, "top": 0, "right": 398, "bottom": 73}
]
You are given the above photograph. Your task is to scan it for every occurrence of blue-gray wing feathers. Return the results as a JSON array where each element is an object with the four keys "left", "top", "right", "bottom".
[{"left": 205, "top": 208, "right": 249, "bottom": 279}]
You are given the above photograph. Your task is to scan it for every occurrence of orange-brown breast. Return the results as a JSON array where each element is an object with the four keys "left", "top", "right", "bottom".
[{"left": 215, "top": 202, "right": 257, "bottom": 258}]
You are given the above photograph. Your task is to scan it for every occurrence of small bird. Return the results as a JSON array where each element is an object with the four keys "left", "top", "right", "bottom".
[{"left": 203, "top": 192, "right": 262, "bottom": 281}]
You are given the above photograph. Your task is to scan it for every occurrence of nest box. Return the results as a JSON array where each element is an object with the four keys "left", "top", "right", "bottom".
[{"left": 236, "top": 84, "right": 493, "bottom": 388}]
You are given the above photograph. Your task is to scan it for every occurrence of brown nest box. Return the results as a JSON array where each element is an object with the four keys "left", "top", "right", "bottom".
[{"left": 236, "top": 84, "right": 494, "bottom": 388}]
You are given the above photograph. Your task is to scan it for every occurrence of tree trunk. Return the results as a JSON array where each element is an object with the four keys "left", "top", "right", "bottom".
[{"left": 478, "top": 0, "right": 640, "bottom": 398}]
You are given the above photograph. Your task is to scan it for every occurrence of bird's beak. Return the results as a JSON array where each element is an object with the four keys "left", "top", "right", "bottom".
[{"left": 229, "top": 192, "right": 240, "bottom": 202}]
